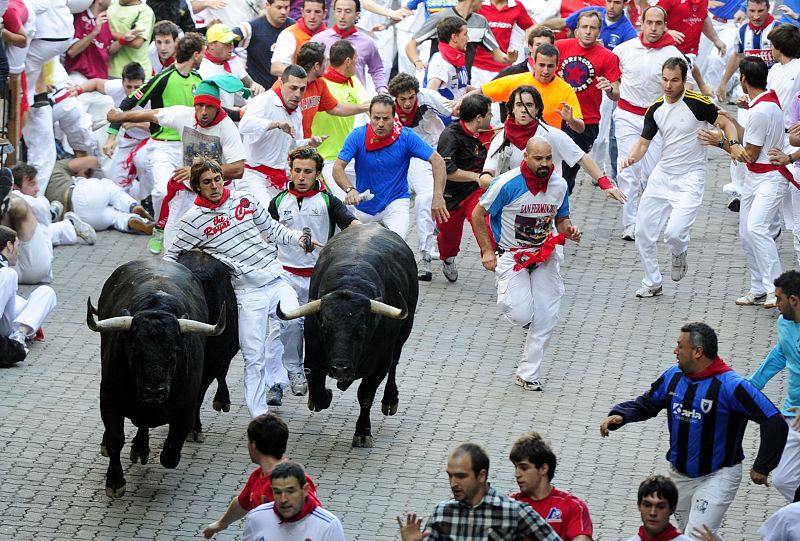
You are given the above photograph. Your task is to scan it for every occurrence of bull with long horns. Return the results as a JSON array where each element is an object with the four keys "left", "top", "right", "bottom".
[{"left": 87, "top": 259, "right": 225, "bottom": 498}]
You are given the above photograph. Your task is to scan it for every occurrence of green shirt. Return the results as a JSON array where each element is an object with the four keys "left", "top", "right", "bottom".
[
  {"left": 310, "top": 76, "right": 370, "bottom": 161},
  {"left": 108, "top": 0, "right": 155, "bottom": 78}
]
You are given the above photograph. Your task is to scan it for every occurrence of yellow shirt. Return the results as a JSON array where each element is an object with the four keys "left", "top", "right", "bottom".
[{"left": 481, "top": 72, "right": 583, "bottom": 129}]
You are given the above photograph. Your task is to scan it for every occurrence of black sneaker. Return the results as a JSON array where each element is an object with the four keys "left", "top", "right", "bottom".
[{"left": 267, "top": 384, "right": 283, "bottom": 406}]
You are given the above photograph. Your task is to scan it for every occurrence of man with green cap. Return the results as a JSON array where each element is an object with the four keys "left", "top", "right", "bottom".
[{"left": 108, "top": 74, "right": 247, "bottom": 252}]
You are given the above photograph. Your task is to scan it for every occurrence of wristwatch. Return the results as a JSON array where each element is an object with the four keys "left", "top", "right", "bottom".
[
  {"left": 729, "top": 139, "right": 741, "bottom": 147},
  {"left": 345, "top": 187, "right": 355, "bottom": 194}
]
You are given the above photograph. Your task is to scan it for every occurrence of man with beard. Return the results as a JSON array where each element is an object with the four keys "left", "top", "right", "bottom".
[
  {"left": 473, "top": 137, "right": 581, "bottom": 392},
  {"left": 397, "top": 444, "right": 559, "bottom": 540},
  {"left": 108, "top": 75, "right": 247, "bottom": 251}
]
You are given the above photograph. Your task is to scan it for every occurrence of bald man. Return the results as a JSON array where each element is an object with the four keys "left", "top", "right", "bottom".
[{"left": 473, "top": 138, "right": 581, "bottom": 392}]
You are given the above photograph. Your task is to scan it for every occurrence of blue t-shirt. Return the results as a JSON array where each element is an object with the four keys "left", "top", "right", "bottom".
[
  {"left": 565, "top": 7, "right": 638, "bottom": 51},
  {"left": 709, "top": 0, "right": 746, "bottom": 21},
  {"left": 339, "top": 125, "right": 434, "bottom": 215}
]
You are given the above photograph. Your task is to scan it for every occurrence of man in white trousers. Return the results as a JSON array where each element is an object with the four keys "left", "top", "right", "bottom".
[
  {"left": 165, "top": 158, "right": 321, "bottom": 418},
  {"left": 387, "top": 73, "right": 452, "bottom": 281},
  {"left": 472, "top": 137, "right": 581, "bottom": 392},
  {"left": 0, "top": 225, "right": 56, "bottom": 364},
  {"left": 621, "top": 57, "right": 737, "bottom": 298},
  {"left": 612, "top": 5, "right": 687, "bottom": 241}
]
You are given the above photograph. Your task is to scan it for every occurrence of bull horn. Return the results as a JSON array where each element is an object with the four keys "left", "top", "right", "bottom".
[
  {"left": 276, "top": 299, "right": 322, "bottom": 320},
  {"left": 178, "top": 302, "right": 227, "bottom": 336},
  {"left": 369, "top": 299, "right": 407, "bottom": 320},
  {"left": 86, "top": 298, "right": 133, "bottom": 332}
]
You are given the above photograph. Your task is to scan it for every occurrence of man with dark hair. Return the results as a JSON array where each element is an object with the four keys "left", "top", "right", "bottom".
[
  {"left": 426, "top": 17, "right": 470, "bottom": 101},
  {"left": 705, "top": 56, "right": 786, "bottom": 308},
  {"left": 480, "top": 43, "right": 584, "bottom": 134},
  {"left": 627, "top": 475, "right": 693, "bottom": 541},
  {"left": 239, "top": 64, "right": 325, "bottom": 209},
  {"left": 149, "top": 20, "right": 180, "bottom": 75},
  {"left": 311, "top": 0, "right": 387, "bottom": 92},
  {"left": 622, "top": 57, "right": 737, "bottom": 298},
  {"left": 64, "top": 0, "right": 116, "bottom": 80},
  {"left": 509, "top": 432, "right": 593, "bottom": 540},
  {"left": 435, "top": 92, "right": 492, "bottom": 283},
  {"left": 203, "top": 414, "right": 321, "bottom": 538},
  {"left": 600, "top": 322, "right": 788, "bottom": 538},
  {"left": 271, "top": 0, "right": 328, "bottom": 76},
  {"left": 333, "top": 94, "right": 447, "bottom": 239},
  {"left": 233, "top": 0, "right": 295, "bottom": 89},
  {"left": 165, "top": 159, "right": 320, "bottom": 419},
  {"left": 0, "top": 224, "right": 56, "bottom": 365},
  {"left": 398, "top": 443, "right": 559, "bottom": 540},
  {"left": 389, "top": 72, "right": 453, "bottom": 280},
  {"left": 107, "top": 31, "right": 206, "bottom": 253},
  {"left": 311, "top": 39, "right": 370, "bottom": 199},
  {"left": 243, "top": 461, "right": 345, "bottom": 541},
  {"left": 280, "top": 41, "right": 368, "bottom": 139},
  {"left": 749, "top": 270, "right": 800, "bottom": 503}
]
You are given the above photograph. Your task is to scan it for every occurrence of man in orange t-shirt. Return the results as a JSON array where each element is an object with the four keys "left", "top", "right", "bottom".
[
  {"left": 479, "top": 43, "right": 584, "bottom": 132},
  {"left": 271, "top": 0, "right": 328, "bottom": 77},
  {"left": 271, "top": 41, "right": 367, "bottom": 138}
]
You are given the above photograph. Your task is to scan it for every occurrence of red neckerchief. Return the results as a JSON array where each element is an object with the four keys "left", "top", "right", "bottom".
[
  {"left": 162, "top": 55, "right": 175, "bottom": 68},
  {"left": 296, "top": 18, "right": 326, "bottom": 37},
  {"left": 194, "top": 188, "right": 231, "bottom": 209},
  {"left": 637, "top": 524, "right": 682, "bottom": 541},
  {"left": 332, "top": 24, "right": 357, "bottom": 38},
  {"left": 365, "top": 117, "right": 403, "bottom": 151},
  {"left": 204, "top": 50, "right": 232, "bottom": 73},
  {"left": 504, "top": 117, "right": 539, "bottom": 150},
  {"left": 195, "top": 107, "right": 228, "bottom": 128},
  {"left": 459, "top": 119, "right": 478, "bottom": 139},
  {"left": 751, "top": 89, "right": 782, "bottom": 108},
  {"left": 749, "top": 13, "right": 775, "bottom": 31},
  {"left": 437, "top": 42, "right": 466, "bottom": 68},
  {"left": 685, "top": 357, "right": 734, "bottom": 381},
  {"left": 639, "top": 32, "right": 676, "bottom": 49},
  {"left": 519, "top": 160, "right": 553, "bottom": 195},
  {"left": 396, "top": 99, "right": 419, "bottom": 127},
  {"left": 323, "top": 66, "right": 353, "bottom": 86},
  {"left": 512, "top": 234, "right": 566, "bottom": 271},
  {"left": 274, "top": 496, "right": 319, "bottom": 523},
  {"left": 274, "top": 86, "right": 298, "bottom": 112},
  {"left": 527, "top": 55, "right": 536, "bottom": 73},
  {"left": 288, "top": 180, "right": 323, "bottom": 199}
]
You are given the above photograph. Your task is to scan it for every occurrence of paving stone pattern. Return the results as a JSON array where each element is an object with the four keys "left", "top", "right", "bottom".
[{"left": 0, "top": 148, "right": 790, "bottom": 540}]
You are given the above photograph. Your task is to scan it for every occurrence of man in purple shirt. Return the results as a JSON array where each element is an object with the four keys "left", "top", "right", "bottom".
[{"left": 311, "top": 0, "right": 387, "bottom": 92}]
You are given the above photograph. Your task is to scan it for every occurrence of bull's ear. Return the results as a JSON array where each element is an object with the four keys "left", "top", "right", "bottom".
[
  {"left": 181, "top": 313, "right": 188, "bottom": 319},
  {"left": 121, "top": 309, "right": 130, "bottom": 316}
]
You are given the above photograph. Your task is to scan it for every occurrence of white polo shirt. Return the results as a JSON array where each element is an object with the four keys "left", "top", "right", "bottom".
[
  {"left": 239, "top": 88, "right": 307, "bottom": 169},
  {"left": 242, "top": 503, "right": 346, "bottom": 541},
  {"left": 614, "top": 38, "right": 691, "bottom": 109},
  {"left": 744, "top": 90, "right": 787, "bottom": 165}
]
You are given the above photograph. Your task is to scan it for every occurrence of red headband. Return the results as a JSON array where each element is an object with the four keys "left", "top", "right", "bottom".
[{"left": 194, "top": 93, "right": 221, "bottom": 108}]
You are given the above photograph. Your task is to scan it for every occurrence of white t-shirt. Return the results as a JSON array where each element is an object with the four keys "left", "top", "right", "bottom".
[
  {"left": 105, "top": 79, "right": 150, "bottom": 141},
  {"left": 640, "top": 90, "right": 718, "bottom": 176},
  {"left": 768, "top": 58, "right": 800, "bottom": 128},
  {"left": 238, "top": 89, "right": 307, "bottom": 168},
  {"left": 484, "top": 122, "right": 584, "bottom": 177},
  {"left": 155, "top": 105, "right": 246, "bottom": 168},
  {"left": 198, "top": 55, "right": 250, "bottom": 109},
  {"left": 758, "top": 502, "right": 800, "bottom": 541},
  {"left": 242, "top": 503, "right": 346, "bottom": 541},
  {"left": 614, "top": 39, "right": 692, "bottom": 108},
  {"left": 744, "top": 90, "right": 787, "bottom": 164},
  {"left": 271, "top": 27, "right": 298, "bottom": 66},
  {"left": 407, "top": 88, "right": 451, "bottom": 146},
  {"left": 427, "top": 52, "right": 468, "bottom": 101}
]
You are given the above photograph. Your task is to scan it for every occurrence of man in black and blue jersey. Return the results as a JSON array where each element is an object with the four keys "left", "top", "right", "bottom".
[{"left": 600, "top": 322, "right": 788, "bottom": 539}]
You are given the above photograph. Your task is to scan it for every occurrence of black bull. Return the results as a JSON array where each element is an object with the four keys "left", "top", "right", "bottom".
[
  {"left": 87, "top": 255, "right": 238, "bottom": 498},
  {"left": 278, "top": 224, "right": 419, "bottom": 447}
]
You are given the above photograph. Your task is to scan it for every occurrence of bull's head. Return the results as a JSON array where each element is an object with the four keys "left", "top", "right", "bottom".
[
  {"left": 87, "top": 298, "right": 226, "bottom": 403},
  {"left": 277, "top": 292, "right": 406, "bottom": 382}
]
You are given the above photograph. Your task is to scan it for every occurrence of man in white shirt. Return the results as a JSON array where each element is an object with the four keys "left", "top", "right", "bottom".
[
  {"left": 613, "top": 5, "right": 687, "bottom": 241},
  {"left": 243, "top": 461, "right": 346, "bottom": 541},
  {"left": 199, "top": 23, "right": 265, "bottom": 109},
  {"left": 165, "top": 158, "right": 319, "bottom": 418},
  {"left": 238, "top": 64, "right": 324, "bottom": 209},
  {"left": 621, "top": 57, "right": 737, "bottom": 298},
  {"left": 703, "top": 56, "right": 787, "bottom": 308}
]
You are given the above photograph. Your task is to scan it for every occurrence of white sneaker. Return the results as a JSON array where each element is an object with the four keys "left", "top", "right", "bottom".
[
  {"left": 764, "top": 292, "right": 778, "bottom": 309},
  {"left": 515, "top": 375, "right": 543, "bottom": 391},
  {"left": 671, "top": 251, "right": 688, "bottom": 282},
  {"left": 735, "top": 292, "right": 767, "bottom": 306},
  {"left": 65, "top": 211, "right": 96, "bottom": 245},
  {"left": 442, "top": 257, "right": 458, "bottom": 282},
  {"left": 289, "top": 372, "right": 308, "bottom": 396},
  {"left": 621, "top": 224, "right": 635, "bottom": 241},
  {"left": 636, "top": 284, "right": 663, "bottom": 298}
]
